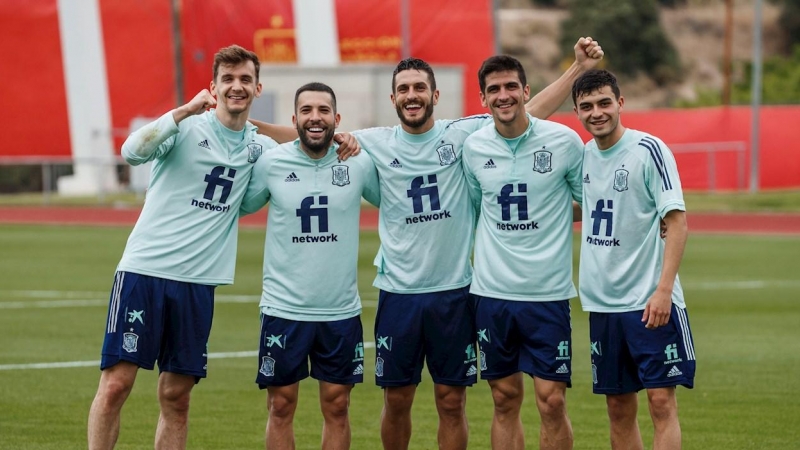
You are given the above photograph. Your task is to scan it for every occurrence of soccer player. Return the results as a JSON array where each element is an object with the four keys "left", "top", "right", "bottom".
[
  {"left": 572, "top": 69, "right": 696, "bottom": 450},
  {"left": 86, "top": 45, "right": 281, "bottom": 450},
  {"left": 462, "top": 55, "right": 584, "bottom": 450},
  {"left": 239, "top": 82, "right": 380, "bottom": 450},
  {"left": 251, "top": 37, "right": 603, "bottom": 450}
]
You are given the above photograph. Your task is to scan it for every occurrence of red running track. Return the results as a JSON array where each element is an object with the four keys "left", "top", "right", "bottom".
[{"left": 1, "top": 207, "right": 800, "bottom": 235}]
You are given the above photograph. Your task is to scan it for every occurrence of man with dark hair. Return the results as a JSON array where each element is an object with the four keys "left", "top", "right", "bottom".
[
  {"left": 241, "top": 82, "right": 380, "bottom": 450},
  {"left": 87, "top": 44, "right": 281, "bottom": 450},
  {"left": 573, "top": 69, "right": 695, "bottom": 450},
  {"left": 462, "top": 54, "right": 585, "bottom": 450}
]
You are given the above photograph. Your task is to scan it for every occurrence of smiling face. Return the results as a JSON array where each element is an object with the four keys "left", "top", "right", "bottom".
[
  {"left": 293, "top": 90, "right": 340, "bottom": 157},
  {"left": 574, "top": 85, "right": 625, "bottom": 149},
  {"left": 480, "top": 70, "right": 530, "bottom": 137},
  {"left": 210, "top": 60, "right": 261, "bottom": 117},
  {"left": 391, "top": 69, "right": 438, "bottom": 133}
]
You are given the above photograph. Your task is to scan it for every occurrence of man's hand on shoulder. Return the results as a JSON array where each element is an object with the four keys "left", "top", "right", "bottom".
[
  {"left": 334, "top": 133, "right": 361, "bottom": 161},
  {"left": 172, "top": 89, "right": 216, "bottom": 123}
]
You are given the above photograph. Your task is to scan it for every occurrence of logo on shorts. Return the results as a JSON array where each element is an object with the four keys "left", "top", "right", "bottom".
[
  {"left": 667, "top": 365, "right": 683, "bottom": 378},
  {"left": 353, "top": 364, "right": 364, "bottom": 375},
  {"left": 592, "top": 364, "right": 598, "bottom": 384},
  {"left": 376, "top": 357, "right": 384, "bottom": 377},
  {"left": 477, "top": 329, "right": 490, "bottom": 343},
  {"left": 377, "top": 336, "right": 392, "bottom": 351},
  {"left": 556, "top": 341, "right": 571, "bottom": 361},
  {"left": 265, "top": 334, "right": 286, "bottom": 349},
  {"left": 590, "top": 341, "right": 602, "bottom": 356},
  {"left": 480, "top": 351, "right": 487, "bottom": 371},
  {"left": 122, "top": 332, "right": 139, "bottom": 353},
  {"left": 353, "top": 342, "right": 364, "bottom": 362},
  {"left": 466, "top": 365, "right": 477, "bottom": 377},
  {"left": 664, "top": 343, "right": 683, "bottom": 365},
  {"left": 260, "top": 356, "right": 276, "bottom": 377},
  {"left": 126, "top": 308, "right": 144, "bottom": 325},
  {"left": 556, "top": 363, "right": 569, "bottom": 374},
  {"left": 464, "top": 344, "right": 477, "bottom": 364}
]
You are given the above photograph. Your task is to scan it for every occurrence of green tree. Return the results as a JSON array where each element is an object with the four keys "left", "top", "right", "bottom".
[
  {"left": 777, "top": 0, "right": 800, "bottom": 53},
  {"left": 732, "top": 45, "right": 800, "bottom": 104},
  {"left": 560, "top": 0, "right": 682, "bottom": 85}
]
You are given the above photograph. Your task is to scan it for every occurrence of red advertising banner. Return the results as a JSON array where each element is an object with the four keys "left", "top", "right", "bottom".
[
  {"left": 0, "top": 0, "right": 71, "bottom": 157},
  {"left": 336, "top": 0, "right": 402, "bottom": 63},
  {"left": 409, "top": 0, "right": 495, "bottom": 116}
]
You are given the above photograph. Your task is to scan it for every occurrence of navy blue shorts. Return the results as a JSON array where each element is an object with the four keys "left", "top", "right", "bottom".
[
  {"left": 100, "top": 271, "right": 215, "bottom": 380},
  {"left": 475, "top": 296, "right": 572, "bottom": 386},
  {"left": 374, "top": 286, "right": 477, "bottom": 387},
  {"left": 256, "top": 314, "right": 364, "bottom": 388},
  {"left": 589, "top": 304, "right": 696, "bottom": 395}
]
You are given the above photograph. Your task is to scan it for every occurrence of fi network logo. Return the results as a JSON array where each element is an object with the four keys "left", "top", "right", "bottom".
[
  {"left": 203, "top": 166, "right": 236, "bottom": 203},
  {"left": 407, "top": 175, "right": 440, "bottom": 213},
  {"left": 296, "top": 196, "right": 329, "bottom": 233},
  {"left": 497, "top": 183, "right": 528, "bottom": 221},
  {"left": 590, "top": 199, "right": 613, "bottom": 236}
]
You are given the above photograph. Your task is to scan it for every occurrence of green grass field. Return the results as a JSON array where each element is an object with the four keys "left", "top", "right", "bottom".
[{"left": 1, "top": 224, "right": 799, "bottom": 449}]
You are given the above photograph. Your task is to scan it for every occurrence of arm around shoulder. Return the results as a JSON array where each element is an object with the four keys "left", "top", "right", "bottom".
[{"left": 249, "top": 119, "right": 298, "bottom": 144}]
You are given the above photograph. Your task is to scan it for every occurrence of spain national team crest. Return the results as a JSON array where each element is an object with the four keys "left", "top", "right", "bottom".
[
  {"left": 533, "top": 150, "right": 552, "bottom": 173},
  {"left": 122, "top": 332, "right": 139, "bottom": 353},
  {"left": 247, "top": 143, "right": 263, "bottom": 163},
  {"left": 375, "top": 357, "right": 385, "bottom": 377},
  {"left": 331, "top": 164, "right": 350, "bottom": 186},
  {"left": 614, "top": 168, "right": 629, "bottom": 192},
  {"left": 436, "top": 144, "right": 456, "bottom": 166},
  {"left": 260, "top": 356, "right": 276, "bottom": 377}
]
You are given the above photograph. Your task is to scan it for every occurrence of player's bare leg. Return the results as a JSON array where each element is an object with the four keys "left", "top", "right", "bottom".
[
  {"left": 319, "top": 381, "right": 353, "bottom": 450},
  {"left": 434, "top": 383, "right": 468, "bottom": 450},
  {"left": 88, "top": 361, "right": 139, "bottom": 450},
  {"left": 154, "top": 371, "right": 195, "bottom": 449},
  {"left": 266, "top": 383, "right": 300, "bottom": 450},
  {"left": 606, "top": 393, "right": 643, "bottom": 450},
  {"left": 381, "top": 385, "right": 416, "bottom": 450},
  {"left": 647, "top": 387, "right": 681, "bottom": 450},
  {"left": 532, "top": 377, "right": 573, "bottom": 450},
  {"left": 488, "top": 373, "right": 524, "bottom": 450}
]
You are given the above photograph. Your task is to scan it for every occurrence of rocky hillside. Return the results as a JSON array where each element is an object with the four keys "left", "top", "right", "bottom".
[{"left": 498, "top": 2, "right": 784, "bottom": 110}]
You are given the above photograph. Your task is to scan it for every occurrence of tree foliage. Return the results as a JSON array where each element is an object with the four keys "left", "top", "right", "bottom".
[
  {"left": 560, "top": 0, "right": 682, "bottom": 85},
  {"left": 776, "top": 0, "right": 800, "bottom": 53},
  {"left": 675, "top": 45, "right": 800, "bottom": 107}
]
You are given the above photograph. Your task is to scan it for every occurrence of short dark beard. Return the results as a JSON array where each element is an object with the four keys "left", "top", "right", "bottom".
[
  {"left": 395, "top": 101, "right": 434, "bottom": 129},
  {"left": 297, "top": 123, "right": 335, "bottom": 156}
]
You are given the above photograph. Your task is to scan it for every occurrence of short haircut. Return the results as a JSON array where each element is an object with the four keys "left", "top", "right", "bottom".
[
  {"left": 294, "top": 82, "right": 337, "bottom": 112},
  {"left": 477, "top": 55, "right": 527, "bottom": 93},
  {"left": 571, "top": 69, "right": 621, "bottom": 105},
  {"left": 392, "top": 58, "right": 436, "bottom": 93},
  {"left": 212, "top": 45, "right": 260, "bottom": 82}
]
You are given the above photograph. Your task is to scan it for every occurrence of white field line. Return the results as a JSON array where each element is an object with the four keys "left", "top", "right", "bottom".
[
  {"left": 0, "top": 292, "right": 378, "bottom": 309},
  {"left": 2, "top": 280, "right": 800, "bottom": 310},
  {"left": 0, "top": 343, "right": 376, "bottom": 371}
]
